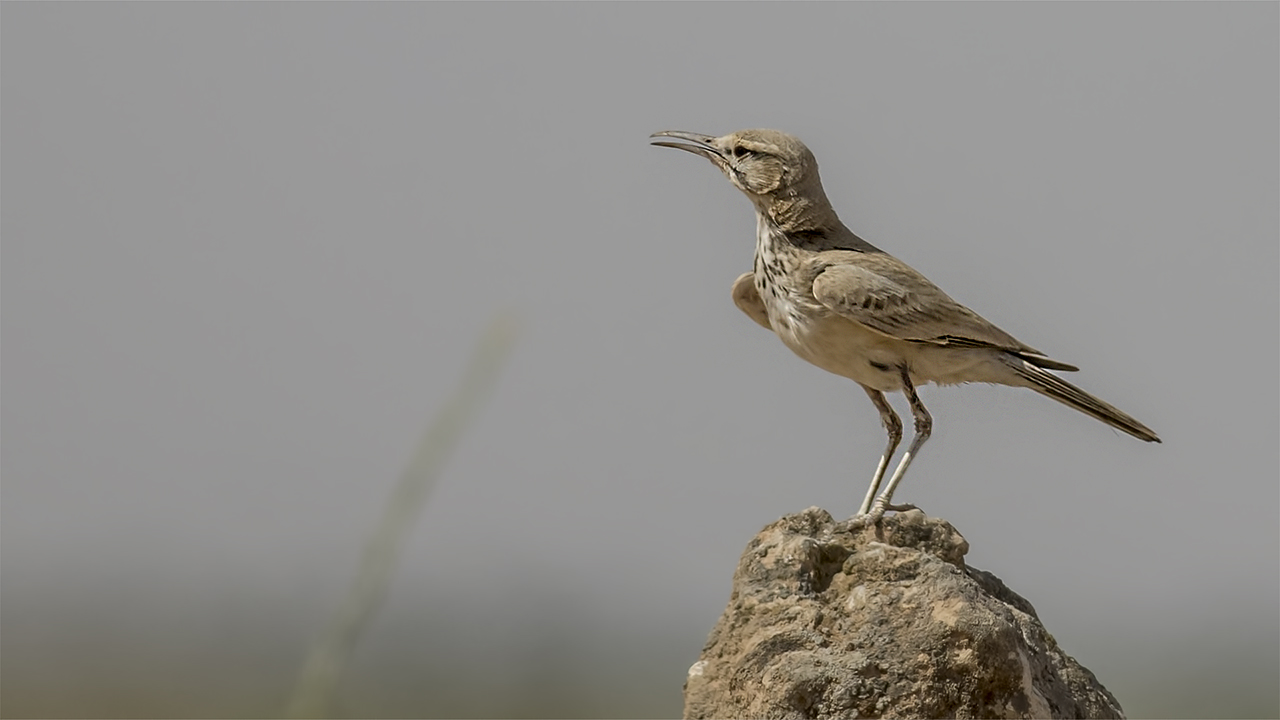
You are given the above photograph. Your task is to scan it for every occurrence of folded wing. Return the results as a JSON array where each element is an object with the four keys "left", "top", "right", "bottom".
[{"left": 810, "top": 255, "right": 1079, "bottom": 372}]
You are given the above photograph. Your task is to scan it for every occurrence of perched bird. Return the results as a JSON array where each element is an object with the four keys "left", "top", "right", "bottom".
[{"left": 650, "top": 129, "right": 1159, "bottom": 524}]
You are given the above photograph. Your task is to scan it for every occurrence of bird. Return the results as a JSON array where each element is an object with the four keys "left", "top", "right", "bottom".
[{"left": 650, "top": 128, "right": 1159, "bottom": 525}]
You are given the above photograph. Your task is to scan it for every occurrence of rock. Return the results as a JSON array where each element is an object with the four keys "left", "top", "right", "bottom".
[{"left": 683, "top": 508, "right": 1124, "bottom": 719}]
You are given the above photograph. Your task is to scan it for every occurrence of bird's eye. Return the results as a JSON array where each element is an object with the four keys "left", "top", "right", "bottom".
[{"left": 731, "top": 146, "right": 752, "bottom": 158}]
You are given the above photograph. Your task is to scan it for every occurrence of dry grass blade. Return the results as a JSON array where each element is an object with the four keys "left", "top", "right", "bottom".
[{"left": 286, "top": 314, "right": 519, "bottom": 718}]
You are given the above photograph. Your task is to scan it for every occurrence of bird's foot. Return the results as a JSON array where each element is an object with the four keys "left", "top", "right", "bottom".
[{"left": 845, "top": 500, "right": 919, "bottom": 529}]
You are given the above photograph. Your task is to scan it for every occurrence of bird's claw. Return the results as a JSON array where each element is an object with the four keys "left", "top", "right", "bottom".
[{"left": 847, "top": 500, "right": 918, "bottom": 529}]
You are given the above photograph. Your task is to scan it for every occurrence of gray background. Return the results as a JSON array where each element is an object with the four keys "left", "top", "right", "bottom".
[{"left": 3, "top": 3, "right": 1277, "bottom": 718}]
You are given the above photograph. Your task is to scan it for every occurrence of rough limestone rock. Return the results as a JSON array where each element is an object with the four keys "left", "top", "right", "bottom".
[{"left": 684, "top": 508, "right": 1123, "bottom": 720}]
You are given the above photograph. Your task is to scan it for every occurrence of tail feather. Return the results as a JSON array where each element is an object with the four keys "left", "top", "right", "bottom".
[
  {"left": 1015, "top": 351, "right": 1080, "bottom": 373},
  {"left": 1003, "top": 357, "right": 1161, "bottom": 443}
]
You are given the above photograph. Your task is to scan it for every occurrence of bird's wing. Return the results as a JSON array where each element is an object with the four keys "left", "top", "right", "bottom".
[
  {"left": 731, "top": 272, "right": 773, "bottom": 330},
  {"left": 810, "top": 253, "right": 1078, "bottom": 371}
]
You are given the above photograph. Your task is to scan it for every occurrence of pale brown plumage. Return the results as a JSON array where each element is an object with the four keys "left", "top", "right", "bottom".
[
  {"left": 652, "top": 128, "right": 1159, "bottom": 522},
  {"left": 808, "top": 253, "right": 1080, "bottom": 372}
]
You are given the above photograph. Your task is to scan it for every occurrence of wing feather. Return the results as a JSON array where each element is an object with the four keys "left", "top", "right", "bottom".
[
  {"left": 732, "top": 272, "right": 772, "bottom": 330},
  {"left": 809, "top": 254, "right": 1078, "bottom": 371}
]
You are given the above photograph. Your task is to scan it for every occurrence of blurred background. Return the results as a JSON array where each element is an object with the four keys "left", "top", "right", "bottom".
[{"left": 2, "top": 3, "right": 1276, "bottom": 718}]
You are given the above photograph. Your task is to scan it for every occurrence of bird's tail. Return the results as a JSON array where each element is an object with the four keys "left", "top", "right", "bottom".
[{"left": 1002, "top": 356, "right": 1161, "bottom": 443}]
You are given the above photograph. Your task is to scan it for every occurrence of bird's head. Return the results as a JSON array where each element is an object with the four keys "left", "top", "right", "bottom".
[{"left": 649, "top": 128, "right": 821, "bottom": 201}]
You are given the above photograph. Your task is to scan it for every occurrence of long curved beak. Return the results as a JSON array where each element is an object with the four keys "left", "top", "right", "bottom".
[{"left": 649, "top": 130, "right": 725, "bottom": 163}]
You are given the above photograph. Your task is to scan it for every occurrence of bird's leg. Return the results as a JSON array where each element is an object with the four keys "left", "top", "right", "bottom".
[
  {"left": 857, "top": 385, "right": 902, "bottom": 516},
  {"left": 865, "top": 367, "right": 932, "bottom": 523}
]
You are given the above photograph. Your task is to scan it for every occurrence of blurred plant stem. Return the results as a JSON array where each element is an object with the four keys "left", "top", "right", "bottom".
[{"left": 286, "top": 314, "right": 519, "bottom": 719}]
